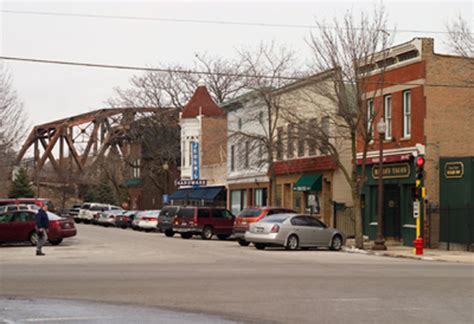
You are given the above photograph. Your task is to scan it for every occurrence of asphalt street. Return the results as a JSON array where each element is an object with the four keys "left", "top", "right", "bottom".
[{"left": 1, "top": 224, "right": 473, "bottom": 323}]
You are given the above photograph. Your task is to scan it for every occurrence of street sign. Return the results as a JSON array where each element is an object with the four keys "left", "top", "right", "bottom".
[
  {"left": 413, "top": 201, "right": 420, "bottom": 218},
  {"left": 162, "top": 194, "right": 169, "bottom": 204}
]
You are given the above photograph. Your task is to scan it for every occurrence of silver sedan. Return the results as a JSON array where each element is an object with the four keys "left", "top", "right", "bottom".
[{"left": 244, "top": 214, "right": 345, "bottom": 251}]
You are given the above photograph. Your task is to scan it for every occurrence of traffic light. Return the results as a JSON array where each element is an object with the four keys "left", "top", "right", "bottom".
[{"left": 415, "top": 154, "right": 425, "bottom": 182}]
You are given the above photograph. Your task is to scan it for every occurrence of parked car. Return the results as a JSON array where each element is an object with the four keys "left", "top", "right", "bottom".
[
  {"left": 233, "top": 207, "right": 297, "bottom": 246},
  {"left": 0, "top": 210, "right": 77, "bottom": 246},
  {"left": 172, "top": 207, "right": 235, "bottom": 240},
  {"left": 0, "top": 198, "right": 54, "bottom": 211},
  {"left": 96, "top": 210, "right": 124, "bottom": 227},
  {"left": 77, "top": 203, "right": 122, "bottom": 224},
  {"left": 66, "top": 204, "right": 82, "bottom": 219},
  {"left": 115, "top": 210, "right": 137, "bottom": 229},
  {"left": 157, "top": 206, "right": 182, "bottom": 237},
  {"left": 131, "top": 210, "right": 160, "bottom": 232},
  {"left": 244, "top": 214, "right": 345, "bottom": 251},
  {"left": 0, "top": 204, "right": 39, "bottom": 213}
]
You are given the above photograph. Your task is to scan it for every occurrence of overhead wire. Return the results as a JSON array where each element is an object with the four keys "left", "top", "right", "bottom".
[{"left": 0, "top": 55, "right": 472, "bottom": 89}]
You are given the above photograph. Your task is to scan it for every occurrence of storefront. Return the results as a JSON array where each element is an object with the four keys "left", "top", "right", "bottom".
[
  {"left": 227, "top": 182, "right": 269, "bottom": 215},
  {"left": 361, "top": 161, "right": 416, "bottom": 246},
  {"left": 168, "top": 186, "right": 226, "bottom": 207}
]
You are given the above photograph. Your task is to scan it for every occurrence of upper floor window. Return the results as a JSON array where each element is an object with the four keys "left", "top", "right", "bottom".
[
  {"left": 287, "top": 123, "right": 295, "bottom": 159},
  {"left": 244, "top": 140, "right": 250, "bottom": 168},
  {"left": 182, "top": 141, "right": 186, "bottom": 167},
  {"left": 384, "top": 95, "right": 392, "bottom": 140},
  {"left": 297, "top": 124, "right": 305, "bottom": 157},
  {"left": 367, "top": 99, "right": 374, "bottom": 139},
  {"left": 320, "top": 116, "right": 330, "bottom": 155},
  {"left": 403, "top": 91, "right": 411, "bottom": 138},
  {"left": 230, "top": 145, "right": 235, "bottom": 171},
  {"left": 276, "top": 127, "right": 283, "bottom": 160},
  {"left": 308, "top": 119, "right": 317, "bottom": 156},
  {"left": 131, "top": 159, "right": 141, "bottom": 178},
  {"left": 238, "top": 118, "right": 242, "bottom": 130}
]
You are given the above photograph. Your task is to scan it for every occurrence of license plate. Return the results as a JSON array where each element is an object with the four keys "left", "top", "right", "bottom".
[
  {"left": 64, "top": 223, "right": 70, "bottom": 228},
  {"left": 256, "top": 227, "right": 264, "bottom": 233},
  {"left": 242, "top": 221, "right": 247, "bottom": 225}
]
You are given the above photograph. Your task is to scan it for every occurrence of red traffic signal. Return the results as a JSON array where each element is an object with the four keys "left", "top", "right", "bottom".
[{"left": 415, "top": 156, "right": 425, "bottom": 168}]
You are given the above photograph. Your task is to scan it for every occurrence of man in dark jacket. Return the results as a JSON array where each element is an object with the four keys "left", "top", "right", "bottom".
[{"left": 35, "top": 204, "right": 49, "bottom": 256}]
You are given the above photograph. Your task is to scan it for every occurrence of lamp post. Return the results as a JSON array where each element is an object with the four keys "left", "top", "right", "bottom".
[{"left": 373, "top": 119, "right": 387, "bottom": 251}]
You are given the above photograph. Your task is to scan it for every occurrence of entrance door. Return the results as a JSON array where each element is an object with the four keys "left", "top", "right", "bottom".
[{"left": 384, "top": 185, "right": 401, "bottom": 239}]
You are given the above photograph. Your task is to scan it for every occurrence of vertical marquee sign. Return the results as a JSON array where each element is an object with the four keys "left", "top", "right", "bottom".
[{"left": 191, "top": 142, "right": 200, "bottom": 184}]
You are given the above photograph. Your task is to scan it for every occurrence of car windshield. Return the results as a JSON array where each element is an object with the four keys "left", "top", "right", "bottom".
[
  {"left": 238, "top": 208, "right": 262, "bottom": 218},
  {"left": 82, "top": 204, "right": 91, "bottom": 209},
  {"left": 259, "top": 215, "right": 289, "bottom": 223}
]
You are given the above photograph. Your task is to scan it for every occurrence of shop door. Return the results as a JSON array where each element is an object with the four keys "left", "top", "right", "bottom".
[{"left": 384, "top": 185, "right": 401, "bottom": 239}]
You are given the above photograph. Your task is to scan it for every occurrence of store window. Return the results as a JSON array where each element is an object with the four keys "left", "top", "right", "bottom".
[
  {"left": 254, "top": 188, "right": 267, "bottom": 207},
  {"left": 293, "top": 190, "right": 302, "bottom": 212},
  {"left": 230, "top": 190, "right": 242, "bottom": 215}
]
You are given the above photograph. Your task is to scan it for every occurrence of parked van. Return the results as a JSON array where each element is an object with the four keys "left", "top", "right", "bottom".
[{"left": 172, "top": 206, "right": 235, "bottom": 240}]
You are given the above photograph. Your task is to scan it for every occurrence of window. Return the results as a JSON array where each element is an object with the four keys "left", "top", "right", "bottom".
[
  {"left": 276, "top": 127, "right": 283, "bottom": 160},
  {"left": 14, "top": 212, "right": 34, "bottom": 222},
  {"left": 197, "top": 209, "right": 210, "bottom": 218},
  {"left": 230, "top": 145, "right": 235, "bottom": 171},
  {"left": 293, "top": 191, "right": 302, "bottom": 211},
  {"left": 213, "top": 209, "right": 233, "bottom": 219},
  {"left": 189, "top": 142, "right": 193, "bottom": 167},
  {"left": 384, "top": 95, "right": 392, "bottom": 140},
  {"left": 308, "top": 119, "right": 317, "bottom": 156},
  {"left": 182, "top": 141, "right": 186, "bottom": 167},
  {"left": 367, "top": 99, "right": 374, "bottom": 137},
  {"left": 231, "top": 190, "right": 242, "bottom": 215},
  {"left": 131, "top": 159, "right": 141, "bottom": 178},
  {"left": 245, "top": 140, "right": 250, "bottom": 168},
  {"left": 0, "top": 213, "right": 14, "bottom": 223},
  {"left": 291, "top": 216, "right": 310, "bottom": 226},
  {"left": 254, "top": 188, "right": 267, "bottom": 207},
  {"left": 403, "top": 91, "right": 411, "bottom": 138},
  {"left": 238, "top": 118, "right": 242, "bottom": 130},
  {"left": 321, "top": 117, "right": 330, "bottom": 155},
  {"left": 297, "top": 124, "right": 305, "bottom": 157},
  {"left": 305, "top": 216, "right": 326, "bottom": 228},
  {"left": 287, "top": 123, "right": 295, "bottom": 158}
]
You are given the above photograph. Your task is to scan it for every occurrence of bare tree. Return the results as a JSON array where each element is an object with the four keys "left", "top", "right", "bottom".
[
  {"left": 228, "top": 42, "right": 300, "bottom": 206},
  {"left": 305, "top": 6, "right": 393, "bottom": 249},
  {"left": 446, "top": 15, "right": 474, "bottom": 58},
  {"left": 0, "top": 63, "right": 28, "bottom": 195}
]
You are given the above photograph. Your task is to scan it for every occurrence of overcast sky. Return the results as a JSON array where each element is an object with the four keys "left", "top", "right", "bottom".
[{"left": 1, "top": 0, "right": 472, "bottom": 128}]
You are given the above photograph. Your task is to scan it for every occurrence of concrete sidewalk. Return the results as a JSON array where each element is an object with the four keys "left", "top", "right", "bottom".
[{"left": 344, "top": 239, "right": 474, "bottom": 264}]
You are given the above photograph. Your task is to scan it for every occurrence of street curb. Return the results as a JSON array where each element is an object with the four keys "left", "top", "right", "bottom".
[{"left": 342, "top": 246, "right": 465, "bottom": 263}]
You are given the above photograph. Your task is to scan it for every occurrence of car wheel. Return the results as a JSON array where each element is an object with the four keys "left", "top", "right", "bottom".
[
  {"left": 217, "top": 234, "right": 230, "bottom": 240},
  {"left": 238, "top": 239, "right": 250, "bottom": 247},
  {"left": 83, "top": 220, "right": 90, "bottom": 224},
  {"left": 164, "top": 230, "right": 175, "bottom": 237},
  {"left": 74, "top": 218, "right": 82, "bottom": 223},
  {"left": 201, "top": 226, "right": 213, "bottom": 240},
  {"left": 255, "top": 243, "right": 266, "bottom": 250},
  {"left": 29, "top": 231, "right": 38, "bottom": 246},
  {"left": 49, "top": 238, "right": 63, "bottom": 245},
  {"left": 330, "top": 235, "right": 343, "bottom": 251},
  {"left": 181, "top": 233, "right": 192, "bottom": 239},
  {"left": 121, "top": 225, "right": 127, "bottom": 229},
  {"left": 285, "top": 235, "right": 299, "bottom": 251}
]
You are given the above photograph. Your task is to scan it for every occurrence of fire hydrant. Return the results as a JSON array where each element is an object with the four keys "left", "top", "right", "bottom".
[{"left": 413, "top": 237, "right": 424, "bottom": 255}]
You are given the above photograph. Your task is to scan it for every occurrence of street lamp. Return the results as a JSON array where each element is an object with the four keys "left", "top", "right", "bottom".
[{"left": 373, "top": 119, "right": 387, "bottom": 251}]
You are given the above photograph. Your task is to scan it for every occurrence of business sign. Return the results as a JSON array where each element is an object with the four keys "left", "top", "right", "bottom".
[
  {"left": 191, "top": 142, "right": 200, "bottom": 180},
  {"left": 444, "top": 162, "right": 464, "bottom": 179},
  {"left": 175, "top": 179, "right": 208, "bottom": 186},
  {"left": 162, "top": 194, "right": 169, "bottom": 204},
  {"left": 372, "top": 163, "right": 411, "bottom": 180}
]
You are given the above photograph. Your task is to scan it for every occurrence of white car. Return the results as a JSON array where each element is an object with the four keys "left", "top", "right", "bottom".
[
  {"left": 96, "top": 210, "right": 124, "bottom": 227},
  {"left": 77, "top": 203, "right": 122, "bottom": 224},
  {"left": 133, "top": 210, "right": 160, "bottom": 232}
]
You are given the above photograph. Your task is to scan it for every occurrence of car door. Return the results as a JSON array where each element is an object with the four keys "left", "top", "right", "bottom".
[
  {"left": 0, "top": 212, "right": 15, "bottom": 241},
  {"left": 305, "top": 216, "right": 331, "bottom": 246},
  {"left": 211, "top": 209, "right": 234, "bottom": 234},
  {"left": 289, "top": 216, "right": 312, "bottom": 246},
  {"left": 11, "top": 211, "right": 36, "bottom": 241}
]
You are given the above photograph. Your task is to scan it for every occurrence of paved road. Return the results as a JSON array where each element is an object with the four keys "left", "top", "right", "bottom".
[{"left": 1, "top": 224, "right": 473, "bottom": 323}]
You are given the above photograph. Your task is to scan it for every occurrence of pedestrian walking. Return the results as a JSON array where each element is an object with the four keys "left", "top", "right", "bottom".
[{"left": 35, "top": 204, "right": 49, "bottom": 256}]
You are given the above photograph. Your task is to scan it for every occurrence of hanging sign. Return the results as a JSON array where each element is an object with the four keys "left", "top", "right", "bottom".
[{"left": 372, "top": 162, "right": 411, "bottom": 179}]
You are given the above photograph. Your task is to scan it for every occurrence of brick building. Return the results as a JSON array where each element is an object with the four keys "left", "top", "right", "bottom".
[
  {"left": 169, "top": 81, "right": 227, "bottom": 206},
  {"left": 357, "top": 38, "right": 473, "bottom": 248}
]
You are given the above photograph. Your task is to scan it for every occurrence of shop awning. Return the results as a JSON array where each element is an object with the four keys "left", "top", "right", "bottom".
[
  {"left": 188, "top": 186, "right": 225, "bottom": 202},
  {"left": 293, "top": 174, "right": 322, "bottom": 192},
  {"left": 168, "top": 188, "right": 194, "bottom": 200}
]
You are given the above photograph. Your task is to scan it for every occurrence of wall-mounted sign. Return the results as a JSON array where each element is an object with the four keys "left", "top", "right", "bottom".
[
  {"left": 176, "top": 179, "right": 208, "bottom": 186},
  {"left": 372, "top": 162, "right": 411, "bottom": 179},
  {"left": 444, "top": 162, "right": 464, "bottom": 179},
  {"left": 191, "top": 142, "right": 200, "bottom": 181}
]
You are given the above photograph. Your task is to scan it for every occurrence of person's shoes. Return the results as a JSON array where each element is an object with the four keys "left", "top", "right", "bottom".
[{"left": 36, "top": 251, "right": 45, "bottom": 256}]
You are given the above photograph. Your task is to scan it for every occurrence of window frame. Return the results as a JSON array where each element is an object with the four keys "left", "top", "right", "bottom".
[
  {"left": 367, "top": 99, "right": 374, "bottom": 138},
  {"left": 403, "top": 91, "right": 411, "bottom": 138},
  {"left": 384, "top": 95, "right": 392, "bottom": 140}
]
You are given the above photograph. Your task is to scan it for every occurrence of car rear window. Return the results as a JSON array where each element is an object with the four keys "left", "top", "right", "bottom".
[
  {"left": 160, "top": 207, "right": 178, "bottom": 218},
  {"left": 260, "top": 215, "right": 289, "bottom": 223},
  {"left": 238, "top": 208, "right": 262, "bottom": 217},
  {"left": 177, "top": 208, "right": 195, "bottom": 219},
  {"left": 82, "top": 204, "right": 91, "bottom": 209},
  {"left": 46, "top": 211, "right": 62, "bottom": 220}
]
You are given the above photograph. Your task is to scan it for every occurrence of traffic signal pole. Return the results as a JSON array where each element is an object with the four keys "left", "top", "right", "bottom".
[{"left": 413, "top": 155, "right": 425, "bottom": 255}]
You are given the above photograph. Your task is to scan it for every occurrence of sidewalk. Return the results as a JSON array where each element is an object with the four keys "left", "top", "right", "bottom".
[{"left": 344, "top": 239, "right": 474, "bottom": 264}]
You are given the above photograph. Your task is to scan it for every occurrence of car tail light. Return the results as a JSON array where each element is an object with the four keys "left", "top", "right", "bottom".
[
  {"left": 271, "top": 224, "right": 280, "bottom": 233},
  {"left": 50, "top": 220, "right": 61, "bottom": 229},
  {"left": 109, "top": 215, "right": 114, "bottom": 219}
]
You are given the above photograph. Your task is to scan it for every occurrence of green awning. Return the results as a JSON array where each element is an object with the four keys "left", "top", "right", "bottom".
[{"left": 293, "top": 174, "right": 322, "bottom": 192}]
